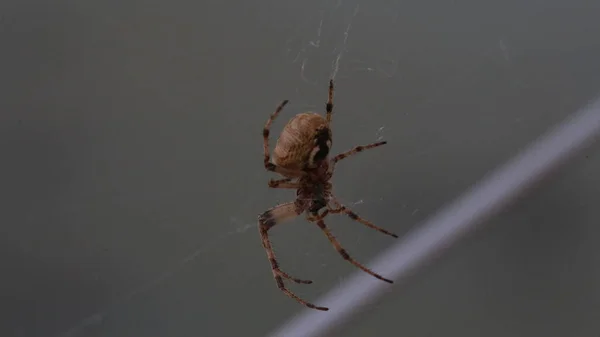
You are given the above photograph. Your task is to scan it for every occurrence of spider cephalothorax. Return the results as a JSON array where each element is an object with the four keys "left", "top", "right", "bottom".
[{"left": 259, "top": 79, "right": 397, "bottom": 311}]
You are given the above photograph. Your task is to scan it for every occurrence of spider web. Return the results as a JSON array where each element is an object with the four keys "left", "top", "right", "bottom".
[
  {"left": 279, "top": 0, "right": 507, "bottom": 161},
  {"left": 282, "top": 0, "right": 400, "bottom": 109},
  {"left": 55, "top": 4, "right": 399, "bottom": 334},
  {"left": 55, "top": 2, "right": 511, "bottom": 336}
]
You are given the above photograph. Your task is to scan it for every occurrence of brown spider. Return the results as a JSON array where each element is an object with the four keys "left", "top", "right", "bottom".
[{"left": 259, "top": 79, "right": 397, "bottom": 311}]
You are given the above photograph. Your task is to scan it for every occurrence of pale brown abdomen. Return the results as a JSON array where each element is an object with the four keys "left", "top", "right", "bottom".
[{"left": 272, "top": 112, "right": 330, "bottom": 171}]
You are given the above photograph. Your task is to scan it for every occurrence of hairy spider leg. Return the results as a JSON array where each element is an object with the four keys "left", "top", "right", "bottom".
[
  {"left": 258, "top": 202, "right": 329, "bottom": 311},
  {"left": 328, "top": 199, "right": 398, "bottom": 238},
  {"left": 326, "top": 79, "right": 334, "bottom": 124},
  {"left": 309, "top": 211, "right": 393, "bottom": 283},
  {"left": 262, "top": 100, "right": 306, "bottom": 178},
  {"left": 332, "top": 141, "right": 388, "bottom": 165},
  {"left": 268, "top": 178, "right": 301, "bottom": 189}
]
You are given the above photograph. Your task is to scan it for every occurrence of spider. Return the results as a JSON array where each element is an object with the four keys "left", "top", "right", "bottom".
[{"left": 258, "top": 79, "right": 397, "bottom": 311}]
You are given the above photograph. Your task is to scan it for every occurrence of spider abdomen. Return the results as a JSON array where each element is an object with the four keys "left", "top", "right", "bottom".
[{"left": 273, "top": 112, "right": 332, "bottom": 173}]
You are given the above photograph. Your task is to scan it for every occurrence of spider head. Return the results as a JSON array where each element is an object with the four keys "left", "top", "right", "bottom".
[{"left": 307, "top": 126, "right": 332, "bottom": 168}]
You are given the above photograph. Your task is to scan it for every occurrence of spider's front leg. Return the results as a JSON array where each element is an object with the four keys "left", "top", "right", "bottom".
[
  {"left": 332, "top": 141, "right": 388, "bottom": 165},
  {"left": 307, "top": 212, "right": 394, "bottom": 284},
  {"left": 268, "top": 178, "right": 301, "bottom": 189},
  {"left": 326, "top": 79, "right": 334, "bottom": 124},
  {"left": 327, "top": 141, "right": 387, "bottom": 176},
  {"left": 258, "top": 202, "right": 329, "bottom": 311},
  {"left": 262, "top": 100, "right": 306, "bottom": 178}
]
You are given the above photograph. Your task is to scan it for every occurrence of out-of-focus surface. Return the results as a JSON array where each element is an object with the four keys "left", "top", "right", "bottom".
[{"left": 1, "top": 1, "right": 599, "bottom": 337}]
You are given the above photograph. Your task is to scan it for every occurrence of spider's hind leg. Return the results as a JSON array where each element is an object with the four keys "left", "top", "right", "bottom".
[
  {"left": 259, "top": 202, "right": 328, "bottom": 311},
  {"left": 330, "top": 199, "right": 398, "bottom": 238},
  {"left": 310, "top": 214, "right": 393, "bottom": 283}
]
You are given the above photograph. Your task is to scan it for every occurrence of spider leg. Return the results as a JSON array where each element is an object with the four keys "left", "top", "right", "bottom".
[
  {"left": 263, "top": 100, "right": 306, "bottom": 178},
  {"left": 259, "top": 202, "right": 328, "bottom": 311},
  {"left": 326, "top": 79, "right": 334, "bottom": 124},
  {"left": 268, "top": 178, "right": 301, "bottom": 189},
  {"left": 309, "top": 213, "right": 393, "bottom": 283},
  {"left": 331, "top": 141, "right": 387, "bottom": 165},
  {"left": 329, "top": 198, "right": 398, "bottom": 238}
]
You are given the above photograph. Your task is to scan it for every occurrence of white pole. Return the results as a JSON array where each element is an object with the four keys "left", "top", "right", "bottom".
[{"left": 267, "top": 95, "right": 600, "bottom": 337}]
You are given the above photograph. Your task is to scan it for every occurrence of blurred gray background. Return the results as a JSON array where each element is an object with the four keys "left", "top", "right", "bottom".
[{"left": 1, "top": 0, "right": 600, "bottom": 336}]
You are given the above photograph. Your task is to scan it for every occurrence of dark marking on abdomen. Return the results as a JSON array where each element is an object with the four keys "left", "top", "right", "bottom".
[{"left": 313, "top": 127, "right": 332, "bottom": 162}]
